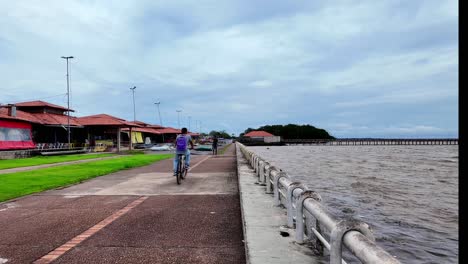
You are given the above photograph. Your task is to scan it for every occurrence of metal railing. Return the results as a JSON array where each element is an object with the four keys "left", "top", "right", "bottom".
[{"left": 237, "top": 142, "right": 401, "bottom": 264}]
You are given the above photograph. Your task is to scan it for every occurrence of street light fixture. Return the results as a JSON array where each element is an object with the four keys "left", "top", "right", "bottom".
[
  {"left": 61, "top": 56, "right": 74, "bottom": 149},
  {"left": 130, "top": 86, "right": 136, "bottom": 121}
]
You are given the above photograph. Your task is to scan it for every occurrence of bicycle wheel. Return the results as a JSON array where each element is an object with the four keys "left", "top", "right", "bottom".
[
  {"left": 176, "top": 156, "right": 182, "bottom": 185},
  {"left": 180, "top": 156, "right": 186, "bottom": 179}
]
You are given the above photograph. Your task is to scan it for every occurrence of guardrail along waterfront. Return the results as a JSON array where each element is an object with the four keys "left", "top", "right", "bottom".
[
  {"left": 283, "top": 138, "right": 458, "bottom": 145},
  {"left": 237, "top": 142, "right": 401, "bottom": 264}
]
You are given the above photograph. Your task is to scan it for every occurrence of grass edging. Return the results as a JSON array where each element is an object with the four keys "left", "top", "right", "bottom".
[
  {"left": 0, "top": 153, "right": 173, "bottom": 202},
  {"left": 0, "top": 153, "right": 116, "bottom": 170},
  {"left": 219, "top": 143, "right": 232, "bottom": 155}
]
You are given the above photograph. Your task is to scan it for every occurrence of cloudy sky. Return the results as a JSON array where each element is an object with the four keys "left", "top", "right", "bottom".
[{"left": 0, "top": 1, "right": 458, "bottom": 138}]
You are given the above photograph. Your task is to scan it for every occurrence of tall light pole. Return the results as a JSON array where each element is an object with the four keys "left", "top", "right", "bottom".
[
  {"left": 155, "top": 102, "right": 163, "bottom": 126},
  {"left": 61, "top": 56, "right": 74, "bottom": 148},
  {"left": 176, "top": 110, "right": 182, "bottom": 128},
  {"left": 130, "top": 86, "right": 136, "bottom": 121},
  {"left": 188, "top": 116, "right": 191, "bottom": 131},
  {"left": 154, "top": 102, "right": 164, "bottom": 143}
]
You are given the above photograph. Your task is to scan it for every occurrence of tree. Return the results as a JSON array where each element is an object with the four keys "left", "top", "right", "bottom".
[
  {"left": 242, "top": 124, "right": 335, "bottom": 139},
  {"left": 209, "top": 130, "right": 232, "bottom": 138}
]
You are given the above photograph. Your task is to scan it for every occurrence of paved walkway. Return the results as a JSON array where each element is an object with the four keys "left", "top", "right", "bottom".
[{"left": 0, "top": 145, "right": 245, "bottom": 264}]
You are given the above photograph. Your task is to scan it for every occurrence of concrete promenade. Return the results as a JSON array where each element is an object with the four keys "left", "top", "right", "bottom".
[
  {"left": 236, "top": 144, "right": 320, "bottom": 264},
  {"left": 0, "top": 145, "right": 245, "bottom": 263}
]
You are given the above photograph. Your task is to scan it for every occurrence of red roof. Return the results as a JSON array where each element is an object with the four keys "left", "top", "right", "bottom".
[
  {"left": 132, "top": 121, "right": 149, "bottom": 126},
  {"left": 157, "top": 127, "right": 181, "bottom": 134},
  {"left": 244, "top": 130, "right": 275, "bottom": 137},
  {"left": 147, "top": 124, "right": 164, "bottom": 129},
  {"left": 15, "top": 100, "right": 74, "bottom": 112},
  {"left": 0, "top": 108, "right": 41, "bottom": 124},
  {"left": 121, "top": 127, "right": 162, "bottom": 134},
  {"left": 0, "top": 107, "right": 82, "bottom": 126},
  {"left": 32, "top": 113, "right": 82, "bottom": 126},
  {"left": 76, "top": 114, "right": 136, "bottom": 126},
  {"left": 126, "top": 121, "right": 144, "bottom": 127},
  {"left": 122, "top": 126, "right": 199, "bottom": 136}
]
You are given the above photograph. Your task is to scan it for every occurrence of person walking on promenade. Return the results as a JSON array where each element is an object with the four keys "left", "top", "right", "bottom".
[
  {"left": 173, "top": 127, "right": 194, "bottom": 176},
  {"left": 212, "top": 136, "right": 218, "bottom": 155}
]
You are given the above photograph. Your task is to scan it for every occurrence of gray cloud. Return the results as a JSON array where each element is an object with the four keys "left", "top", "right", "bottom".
[{"left": 0, "top": 0, "right": 458, "bottom": 137}]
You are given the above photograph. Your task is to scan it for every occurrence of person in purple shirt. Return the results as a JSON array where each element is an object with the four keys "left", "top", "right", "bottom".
[{"left": 173, "top": 127, "right": 194, "bottom": 176}]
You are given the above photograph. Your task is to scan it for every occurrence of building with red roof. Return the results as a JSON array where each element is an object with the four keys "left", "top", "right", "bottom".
[
  {"left": 0, "top": 102, "right": 82, "bottom": 150},
  {"left": 244, "top": 130, "right": 275, "bottom": 138},
  {"left": 0, "top": 105, "right": 37, "bottom": 150},
  {"left": 1, "top": 100, "right": 201, "bottom": 152}
]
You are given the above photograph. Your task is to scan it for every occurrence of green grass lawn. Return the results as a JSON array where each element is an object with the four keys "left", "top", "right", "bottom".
[
  {"left": 0, "top": 153, "right": 117, "bottom": 170},
  {"left": 0, "top": 153, "right": 173, "bottom": 202}
]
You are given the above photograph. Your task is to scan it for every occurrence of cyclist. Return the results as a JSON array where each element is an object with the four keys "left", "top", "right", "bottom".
[{"left": 173, "top": 127, "right": 194, "bottom": 176}]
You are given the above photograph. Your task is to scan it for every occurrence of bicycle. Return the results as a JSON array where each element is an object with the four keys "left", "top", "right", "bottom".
[{"left": 176, "top": 154, "right": 188, "bottom": 184}]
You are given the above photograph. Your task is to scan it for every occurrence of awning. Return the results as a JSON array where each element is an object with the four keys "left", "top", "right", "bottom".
[
  {"left": 0, "top": 120, "right": 36, "bottom": 150},
  {"left": 131, "top": 131, "right": 144, "bottom": 143}
]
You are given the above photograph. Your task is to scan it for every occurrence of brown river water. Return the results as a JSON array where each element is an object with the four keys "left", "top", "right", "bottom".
[{"left": 246, "top": 145, "right": 458, "bottom": 264}]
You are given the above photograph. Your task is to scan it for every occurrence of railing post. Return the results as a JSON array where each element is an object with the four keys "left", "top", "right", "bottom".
[
  {"left": 273, "top": 171, "right": 287, "bottom": 206},
  {"left": 330, "top": 219, "right": 375, "bottom": 264},
  {"left": 295, "top": 190, "right": 322, "bottom": 243},
  {"left": 286, "top": 182, "right": 308, "bottom": 228},
  {"left": 255, "top": 156, "right": 260, "bottom": 174},
  {"left": 260, "top": 162, "right": 269, "bottom": 186},
  {"left": 258, "top": 160, "right": 265, "bottom": 183},
  {"left": 252, "top": 155, "right": 256, "bottom": 171},
  {"left": 266, "top": 166, "right": 277, "bottom": 194}
]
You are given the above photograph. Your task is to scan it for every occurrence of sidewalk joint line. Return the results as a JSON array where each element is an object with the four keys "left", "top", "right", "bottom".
[
  {"left": 187, "top": 155, "right": 211, "bottom": 172},
  {"left": 33, "top": 196, "right": 148, "bottom": 264}
]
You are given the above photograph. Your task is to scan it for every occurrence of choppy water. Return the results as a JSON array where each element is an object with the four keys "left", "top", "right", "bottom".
[{"left": 247, "top": 145, "right": 458, "bottom": 264}]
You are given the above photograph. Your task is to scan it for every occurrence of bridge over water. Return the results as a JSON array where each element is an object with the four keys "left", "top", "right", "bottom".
[{"left": 283, "top": 138, "right": 458, "bottom": 145}]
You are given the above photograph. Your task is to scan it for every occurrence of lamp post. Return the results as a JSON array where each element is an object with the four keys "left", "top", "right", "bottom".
[
  {"left": 61, "top": 56, "right": 74, "bottom": 149},
  {"left": 176, "top": 109, "right": 181, "bottom": 128},
  {"left": 155, "top": 102, "right": 163, "bottom": 126},
  {"left": 155, "top": 102, "right": 164, "bottom": 143},
  {"left": 130, "top": 86, "right": 136, "bottom": 121},
  {"left": 188, "top": 116, "right": 191, "bottom": 131}
]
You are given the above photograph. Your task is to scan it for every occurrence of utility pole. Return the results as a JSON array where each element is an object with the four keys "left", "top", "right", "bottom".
[
  {"left": 130, "top": 86, "right": 136, "bottom": 121},
  {"left": 176, "top": 109, "right": 181, "bottom": 128},
  {"left": 61, "top": 56, "right": 74, "bottom": 149}
]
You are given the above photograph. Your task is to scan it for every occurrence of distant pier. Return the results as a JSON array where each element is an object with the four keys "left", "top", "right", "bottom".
[{"left": 283, "top": 138, "right": 458, "bottom": 146}]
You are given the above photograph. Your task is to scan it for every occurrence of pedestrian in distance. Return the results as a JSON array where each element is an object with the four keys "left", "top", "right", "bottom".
[{"left": 212, "top": 136, "right": 218, "bottom": 155}]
